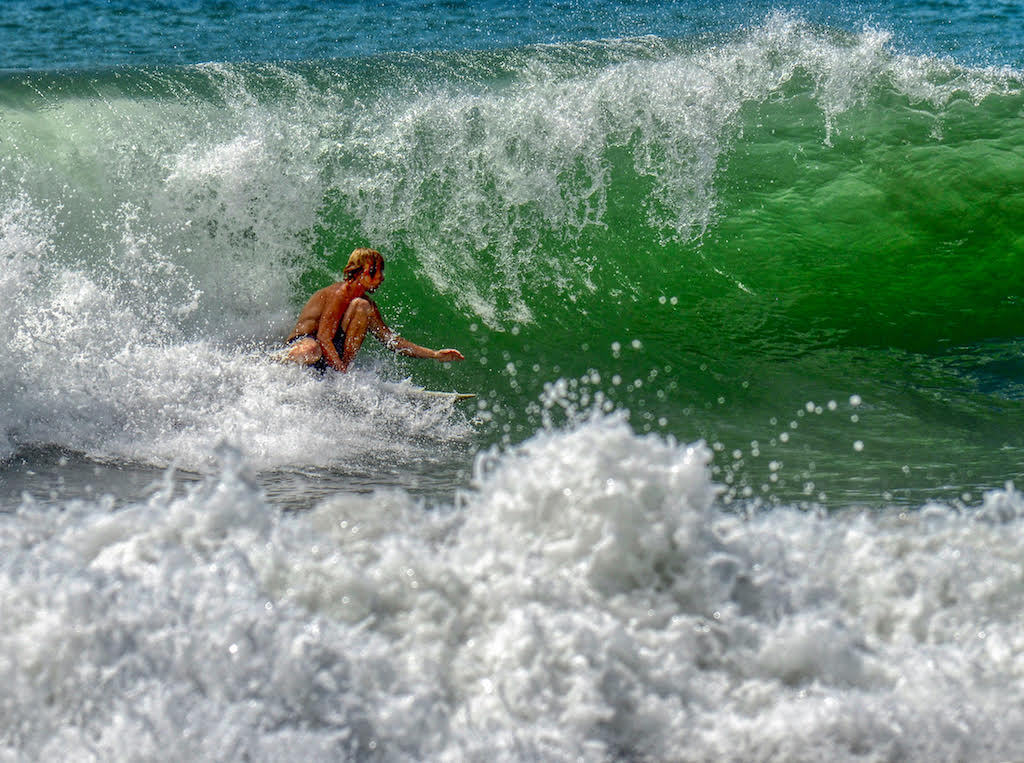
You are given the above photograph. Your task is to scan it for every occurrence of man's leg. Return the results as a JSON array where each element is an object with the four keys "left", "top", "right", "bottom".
[
  {"left": 339, "top": 298, "right": 377, "bottom": 370},
  {"left": 285, "top": 336, "right": 322, "bottom": 365}
]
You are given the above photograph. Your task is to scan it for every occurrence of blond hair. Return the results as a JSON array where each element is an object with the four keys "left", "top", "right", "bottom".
[{"left": 343, "top": 247, "right": 384, "bottom": 281}]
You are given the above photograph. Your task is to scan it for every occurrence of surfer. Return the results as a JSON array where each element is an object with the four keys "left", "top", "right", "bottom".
[{"left": 285, "top": 247, "right": 465, "bottom": 373}]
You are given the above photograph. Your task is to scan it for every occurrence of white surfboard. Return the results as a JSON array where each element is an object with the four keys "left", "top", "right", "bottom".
[
  {"left": 381, "top": 382, "right": 475, "bottom": 403},
  {"left": 413, "top": 390, "right": 476, "bottom": 402}
]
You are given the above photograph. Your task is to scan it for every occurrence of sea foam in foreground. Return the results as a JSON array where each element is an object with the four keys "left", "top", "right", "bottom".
[{"left": 2, "top": 410, "right": 1023, "bottom": 761}]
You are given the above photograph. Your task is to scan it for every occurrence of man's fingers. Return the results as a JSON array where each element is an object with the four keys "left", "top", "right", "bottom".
[{"left": 438, "top": 349, "right": 465, "bottom": 362}]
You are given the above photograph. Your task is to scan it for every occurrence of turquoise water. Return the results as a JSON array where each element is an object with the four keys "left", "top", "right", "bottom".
[
  {"left": 2, "top": 3, "right": 1024, "bottom": 760},
  {"left": 4, "top": 0, "right": 1024, "bottom": 69}
]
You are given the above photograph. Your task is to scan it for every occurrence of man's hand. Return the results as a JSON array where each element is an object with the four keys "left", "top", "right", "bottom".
[{"left": 435, "top": 348, "right": 465, "bottom": 362}]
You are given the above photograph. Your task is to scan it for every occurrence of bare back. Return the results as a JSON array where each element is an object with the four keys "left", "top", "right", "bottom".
[{"left": 288, "top": 282, "right": 351, "bottom": 340}]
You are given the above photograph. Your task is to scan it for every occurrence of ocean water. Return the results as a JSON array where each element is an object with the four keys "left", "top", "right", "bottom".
[{"left": 2, "top": 1, "right": 1023, "bottom": 760}]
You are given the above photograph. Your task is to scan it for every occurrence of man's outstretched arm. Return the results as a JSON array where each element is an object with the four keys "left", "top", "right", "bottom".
[{"left": 366, "top": 302, "right": 465, "bottom": 362}]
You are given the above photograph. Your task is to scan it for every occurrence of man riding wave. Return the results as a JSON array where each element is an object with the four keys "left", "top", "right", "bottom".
[{"left": 285, "top": 248, "right": 465, "bottom": 373}]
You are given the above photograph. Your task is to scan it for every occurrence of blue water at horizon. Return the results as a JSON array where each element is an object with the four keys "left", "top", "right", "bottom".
[{"left": 2, "top": 0, "right": 1023, "bottom": 72}]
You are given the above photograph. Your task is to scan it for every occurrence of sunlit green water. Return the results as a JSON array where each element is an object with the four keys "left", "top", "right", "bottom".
[
  {"left": 2, "top": 19, "right": 1022, "bottom": 507},
  {"left": 299, "top": 27, "right": 1024, "bottom": 507}
]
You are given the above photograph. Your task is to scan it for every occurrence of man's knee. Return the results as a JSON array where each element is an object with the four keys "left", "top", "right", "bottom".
[
  {"left": 343, "top": 297, "right": 373, "bottom": 334},
  {"left": 286, "top": 337, "right": 321, "bottom": 365},
  {"left": 350, "top": 297, "right": 372, "bottom": 317}
]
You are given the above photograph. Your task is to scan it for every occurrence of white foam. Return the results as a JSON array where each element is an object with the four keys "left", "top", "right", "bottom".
[
  {"left": 0, "top": 112, "right": 463, "bottom": 475},
  {"left": 2, "top": 414, "right": 1023, "bottom": 759},
  {"left": 0, "top": 207, "right": 472, "bottom": 470}
]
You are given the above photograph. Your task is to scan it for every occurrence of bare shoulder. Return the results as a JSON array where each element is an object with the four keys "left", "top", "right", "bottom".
[
  {"left": 311, "top": 281, "right": 342, "bottom": 300},
  {"left": 323, "top": 281, "right": 356, "bottom": 306},
  {"left": 309, "top": 281, "right": 349, "bottom": 308}
]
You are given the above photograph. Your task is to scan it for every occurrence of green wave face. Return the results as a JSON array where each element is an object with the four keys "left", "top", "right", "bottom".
[
  {"left": 2, "top": 15, "right": 1022, "bottom": 506},
  {"left": 306, "top": 19, "right": 1024, "bottom": 506}
]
